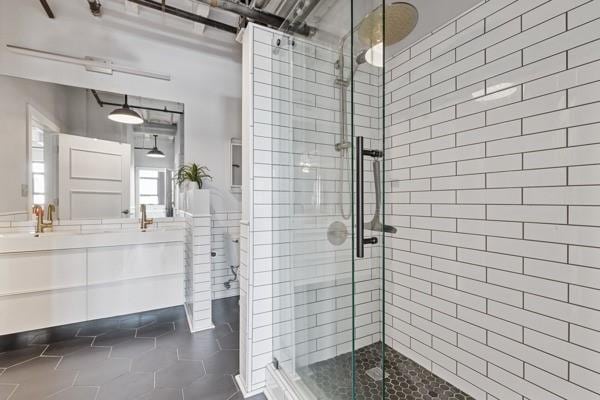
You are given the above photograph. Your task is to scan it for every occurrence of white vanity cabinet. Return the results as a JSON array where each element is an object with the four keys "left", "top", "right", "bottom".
[{"left": 0, "top": 229, "right": 184, "bottom": 335}]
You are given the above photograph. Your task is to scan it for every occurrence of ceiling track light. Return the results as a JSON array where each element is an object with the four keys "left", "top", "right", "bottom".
[
  {"left": 6, "top": 44, "right": 171, "bottom": 81},
  {"left": 146, "top": 135, "right": 166, "bottom": 158},
  {"left": 108, "top": 95, "right": 145, "bottom": 125}
]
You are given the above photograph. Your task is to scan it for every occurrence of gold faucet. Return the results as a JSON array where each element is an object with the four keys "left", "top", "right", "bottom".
[
  {"left": 32, "top": 204, "right": 54, "bottom": 234},
  {"left": 140, "top": 204, "right": 153, "bottom": 230}
]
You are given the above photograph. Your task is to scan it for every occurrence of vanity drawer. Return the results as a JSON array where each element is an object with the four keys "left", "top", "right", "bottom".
[{"left": 0, "top": 250, "right": 86, "bottom": 295}]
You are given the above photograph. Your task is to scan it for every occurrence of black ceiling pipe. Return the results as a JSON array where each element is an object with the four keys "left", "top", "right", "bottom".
[
  {"left": 39, "top": 0, "right": 55, "bottom": 18},
  {"left": 91, "top": 90, "right": 184, "bottom": 115},
  {"left": 201, "top": 0, "right": 311, "bottom": 36},
  {"left": 126, "top": 0, "right": 238, "bottom": 34}
]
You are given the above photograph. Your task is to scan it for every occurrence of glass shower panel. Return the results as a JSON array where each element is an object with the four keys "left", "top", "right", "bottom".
[
  {"left": 349, "top": 1, "right": 387, "bottom": 399},
  {"left": 269, "top": 0, "right": 386, "bottom": 399},
  {"left": 269, "top": 1, "right": 356, "bottom": 398}
]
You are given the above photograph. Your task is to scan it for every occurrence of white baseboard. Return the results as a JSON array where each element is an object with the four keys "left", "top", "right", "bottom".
[{"left": 235, "top": 374, "right": 264, "bottom": 398}]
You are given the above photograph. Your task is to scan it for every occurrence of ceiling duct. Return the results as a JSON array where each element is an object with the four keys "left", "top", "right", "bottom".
[
  {"left": 133, "top": 121, "right": 178, "bottom": 137},
  {"left": 126, "top": 0, "right": 239, "bottom": 33}
]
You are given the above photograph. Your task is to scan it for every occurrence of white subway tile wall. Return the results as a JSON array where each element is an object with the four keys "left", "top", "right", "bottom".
[
  {"left": 384, "top": 0, "right": 600, "bottom": 399},
  {"left": 183, "top": 212, "right": 212, "bottom": 331},
  {"left": 242, "top": 24, "right": 383, "bottom": 393}
]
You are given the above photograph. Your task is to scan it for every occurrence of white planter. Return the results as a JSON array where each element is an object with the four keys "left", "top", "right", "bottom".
[{"left": 185, "top": 187, "right": 211, "bottom": 215}]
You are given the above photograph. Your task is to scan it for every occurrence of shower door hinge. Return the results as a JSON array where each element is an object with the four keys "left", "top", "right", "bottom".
[{"left": 272, "top": 357, "right": 279, "bottom": 370}]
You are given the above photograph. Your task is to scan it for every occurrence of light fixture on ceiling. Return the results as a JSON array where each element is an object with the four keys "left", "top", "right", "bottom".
[
  {"left": 108, "top": 95, "right": 144, "bottom": 125},
  {"left": 146, "top": 135, "right": 166, "bottom": 158},
  {"left": 358, "top": 2, "right": 419, "bottom": 68}
]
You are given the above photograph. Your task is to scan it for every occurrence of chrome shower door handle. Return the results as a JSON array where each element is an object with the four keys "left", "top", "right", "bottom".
[{"left": 356, "top": 136, "right": 364, "bottom": 258}]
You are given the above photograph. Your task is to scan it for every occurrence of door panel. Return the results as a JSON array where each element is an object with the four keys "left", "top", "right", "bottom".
[{"left": 58, "top": 134, "right": 130, "bottom": 220}]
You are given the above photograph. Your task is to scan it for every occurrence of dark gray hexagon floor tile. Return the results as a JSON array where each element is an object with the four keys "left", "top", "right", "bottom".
[
  {"left": 138, "top": 387, "right": 184, "bottom": 400},
  {"left": 0, "top": 383, "right": 16, "bottom": 400},
  {"left": 119, "top": 314, "right": 157, "bottom": 330},
  {"left": 92, "top": 329, "right": 136, "bottom": 346},
  {"left": 217, "top": 331, "right": 239, "bottom": 350},
  {"left": 56, "top": 346, "right": 111, "bottom": 371},
  {"left": 77, "top": 319, "right": 120, "bottom": 337},
  {"left": 204, "top": 350, "right": 238, "bottom": 375},
  {"left": 227, "top": 392, "right": 266, "bottom": 400},
  {"left": 154, "top": 307, "right": 187, "bottom": 324},
  {"left": 44, "top": 337, "right": 93, "bottom": 356},
  {"left": 5, "top": 369, "right": 77, "bottom": 400},
  {"left": 212, "top": 297, "right": 239, "bottom": 325},
  {"left": 131, "top": 346, "right": 179, "bottom": 373},
  {"left": 0, "top": 356, "right": 61, "bottom": 383},
  {"left": 73, "top": 357, "right": 131, "bottom": 386},
  {"left": 175, "top": 337, "right": 221, "bottom": 361},
  {"left": 0, "top": 345, "right": 45, "bottom": 368},
  {"left": 183, "top": 374, "right": 238, "bottom": 400},
  {"left": 30, "top": 324, "right": 82, "bottom": 345},
  {"left": 155, "top": 360, "right": 205, "bottom": 389},
  {"left": 110, "top": 337, "right": 155, "bottom": 359},
  {"left": 96, "top": 372, "right": 154, "bottom": 400},
  {"left": 46, "top": 386, "right": 99, "bottom": 400},
  {"left": 137, "top": 322, "right": 175, "bottom": 338},
  {"left": 211, "top": 324, "right": 234, "bottom": 339}
]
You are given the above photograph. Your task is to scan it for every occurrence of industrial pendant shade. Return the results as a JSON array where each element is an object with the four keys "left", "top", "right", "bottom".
[
  {"left": 146, "top": 135, "right": 165, "bottom": 158},
  {"left": 108, "top": 95, "right": 144, "bottom": 125}
]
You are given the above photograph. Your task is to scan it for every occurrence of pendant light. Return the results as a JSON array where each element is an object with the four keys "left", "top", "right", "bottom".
[
  {"left": 108, "top": 95, "right": 144, "bottom": 125},
  {"left": 146, "top": 135, "right": 165, "bottom": 158}
]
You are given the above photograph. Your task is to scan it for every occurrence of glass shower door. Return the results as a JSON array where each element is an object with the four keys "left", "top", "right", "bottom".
[{"left": 269, "top": 0, "right": 386, "bottom": 398}]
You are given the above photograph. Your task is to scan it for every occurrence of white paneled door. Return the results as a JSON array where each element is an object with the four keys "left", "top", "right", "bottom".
[{"left": 58, "top": 134, "right": 131, "bottom": 219}]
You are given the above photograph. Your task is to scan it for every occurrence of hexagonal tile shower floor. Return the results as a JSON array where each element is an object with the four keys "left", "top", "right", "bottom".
[
  {"left": 298, "top": 343, "right": 474, "bottom": 400},
  {"left": 0, "top": 297, "right": 265, "bottom": 400}
]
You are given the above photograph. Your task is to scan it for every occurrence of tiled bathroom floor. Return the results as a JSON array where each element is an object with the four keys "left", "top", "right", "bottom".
[
  {"left": 299, "top": 343, "right": 474, "bottom": 400},
  {"left": 0, "top": 297, "right": 265, "bottom": 400}
]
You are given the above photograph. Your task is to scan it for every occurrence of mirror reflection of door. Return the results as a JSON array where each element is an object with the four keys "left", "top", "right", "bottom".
[{"left": 57, "top": 134, "right": 131, "bottom": 220}]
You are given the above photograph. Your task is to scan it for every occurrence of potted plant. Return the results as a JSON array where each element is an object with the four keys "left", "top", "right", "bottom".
[
  {"left": 176, "top": 163, "right": 212, "bottom": 189},
  {"left": 177, "top": 163, "right": 212, "bottom": 214}
]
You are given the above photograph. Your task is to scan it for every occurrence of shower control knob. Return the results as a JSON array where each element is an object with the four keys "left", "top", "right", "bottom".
[{"left": 364, "top": 237, "right": 378, "bottom": 245}]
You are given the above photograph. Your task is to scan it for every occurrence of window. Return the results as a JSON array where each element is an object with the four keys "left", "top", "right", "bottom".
[
  {"left": 31, "top": 126, "right": 45, "bottom": 205},
  {"left": 138, "top": 169, "right": 159, "bottom": 205}
]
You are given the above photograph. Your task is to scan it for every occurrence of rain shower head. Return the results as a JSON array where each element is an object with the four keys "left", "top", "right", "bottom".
[{"left": 357, "top": 2, "right": 419, "bottom": 67}]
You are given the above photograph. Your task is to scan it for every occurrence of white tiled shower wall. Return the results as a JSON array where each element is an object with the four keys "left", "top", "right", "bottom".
[
  {"left": 384, "top": 0, "right": 600, "bottom": 399},
  {"left": 241, "top": 24, "right": 383, "bottom": 392}
]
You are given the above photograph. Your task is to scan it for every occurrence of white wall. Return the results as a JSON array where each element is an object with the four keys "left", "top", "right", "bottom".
[
  {"left": 384, "top": 0, "right": 600, "bottom": 399},
  {"left": 0, "top": 0, "right": 242, "bottom": 212}
]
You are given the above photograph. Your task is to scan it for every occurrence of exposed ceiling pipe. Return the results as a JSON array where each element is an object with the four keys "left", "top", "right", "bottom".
[
  {"left": 126, "top": 0, "right": 238, "bottom": 33},
  {"left": 279, "top": 0, "right": 320, "bottom": 35},
  {"left": 39, "top": 0, "right": 55, "bottom": 18},
  {"left": 87, "top": 0, "right": 102, "bottom": 16},
  {"left": 200, "top": 0, "right": 311, "bottom": 35},
  {"left": 90, "top": 89, "right": 184, "bottom": 115},
  {"left": 252, "top": 0, "right": 272, "bottom": 10}
]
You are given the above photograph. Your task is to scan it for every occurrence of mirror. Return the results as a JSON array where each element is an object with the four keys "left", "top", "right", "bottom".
[{"left": 0, "top": 74, "right": 184, "bottom": 221}]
